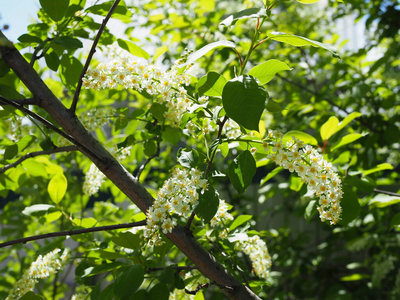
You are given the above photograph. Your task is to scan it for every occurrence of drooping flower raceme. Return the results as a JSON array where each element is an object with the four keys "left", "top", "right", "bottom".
[
  {"left": 143, "top": 167, "right": 208, "bottom": 246},
  {"left": 235, "top": 235, "right": 272, "bottom": 280},
  {"left": 83, "top": 57, "right": 193, "bottom": 128},
  {"left": 7, "top": 248, "right": 70, "bottom": 300},
  {"left": 265, "top": 130, "right": 343, "bottom": 225},
  {"left": 83, "top": 146, "right": 131, "bottom": 196}
]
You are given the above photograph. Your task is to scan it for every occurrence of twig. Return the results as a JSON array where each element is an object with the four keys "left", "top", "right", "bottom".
[
  {"left": 0, "top": 220, "right": 146, "bottom": 248},
  {"left": 0, "top": 98, "right": 38, "bottom": 106},
  {"left": 374, "top": 188, "right": 400, "bottom": 197},
  {"left": 185, "top": 282, "right": 212, "bottom": 295},
  {"left": 147, "top": 266, "right": 197, "bottom": 273},
  {"left": 70, "top": 0, "right": 122, "bottom": 113},
  {"left": 0, "top": 145, "right": 78, "bottom": 174},
  {"left": 0, "top": 95, "right": 97, "bottom": 158}
]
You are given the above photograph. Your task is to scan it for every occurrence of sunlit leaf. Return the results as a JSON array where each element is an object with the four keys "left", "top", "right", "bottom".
[
  {"left": 331, "top": 133, "right": 363, "bottom": 151},
  {"left": 248, "top": 59, "right": 291, "bottom": 84},
  {"left": 284, "top": 130, "right": 318, "bottom": 146},
  {"left": 47, "top": 172, "right": 68, "bottom": 204},
  {"left": 369, "top": 194, "right": 400, "bottom": 208},
  {"left": 220, "top": 7, "right": 267, "bottom": 27},
  {"left": 320, "top": 116, "right": 339, "bottom": 141},
  {"left": 185, "top": 40, "right": 236, "bottom": 66},
  {"left": 363, "top": 163, "right": 393, "bottom": 177}
]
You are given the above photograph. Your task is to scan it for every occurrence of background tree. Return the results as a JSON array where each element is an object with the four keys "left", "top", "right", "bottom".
[{"left": 0, "top": 0, "right": 399, "bottom": 299}]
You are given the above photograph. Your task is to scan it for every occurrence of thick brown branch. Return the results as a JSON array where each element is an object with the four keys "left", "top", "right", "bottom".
[
  {"left": 0, "top": 220, "right": 146, "bottom": 249},
  {"left": 70, "top": 0, "right": 122, "bottom": 113},
  {"left": 0, "top": 146, "right": 78, "bottom": 174}
]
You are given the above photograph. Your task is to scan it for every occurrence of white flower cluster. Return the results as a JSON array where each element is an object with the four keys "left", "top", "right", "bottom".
[
  {"left": 265, "top": 130, "right": 343, "bottom": 225},
  {"left": 81, "top": 107, "right": 113, "bottom": 132},
  {"left": 210, "top": 200, "right": 234, "bottom": 239},
  {"left": 144, "top": 167, "right": 208, "bottom": 246},
  {"left": 83, "top": 57, "right": 193, "bottom": 127},
  {"left": 7, "top": 248, "right": 70, "bottom": 300},
  {"left": 235, "top": 235, "right": 272, "bottom": 280},
  {"left": 223, "top": 118, "right": 242, "bottom": 139},
  {"left": 169, "top": 270, "right": 209, "bottom": 300},
  {"left": 83, "top": 146, "right": 131, "bottom": 195}
]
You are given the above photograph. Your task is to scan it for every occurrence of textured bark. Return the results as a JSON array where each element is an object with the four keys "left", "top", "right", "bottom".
[{"left": 0, "top": 31, "right": 261, "bottom": 300}]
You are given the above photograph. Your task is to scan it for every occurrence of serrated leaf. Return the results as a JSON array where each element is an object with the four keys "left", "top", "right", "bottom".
[
  {"left": 320, "top": 116, "right": 339, "bottom": 141},
  {"left": 369, "top": 194, "right": 400, "bottom": 208},
  {"left": 47, "top": 172, "right": 67, "bottom": 204},
  {"left": 331, "top": 133, "right": 363, "bottom": 151},
  {"left": 229, "top": 215, "right": 252, "bottom": 231},
  {"left": 195, "top": 186, "right": 219, "bottom": 224},
  {"left": 117, "top": 39, "right": 150, "bottom": 59},
  {"left": 196, "top": 72, "right": 227, "bottom": 96},
  {"left": 268, "top": 31, "right": 340, "bottom": 58},
  {"left": 185, "top": 40, "right": 236, "bottom": 66},
  {"left": 40, "top": 0, "right": 69, "bottom": 22},
  {"left": 177, "top": 148, "right": 199, "bottom": 168},
  {"left": 228, "top": 150, "right": 256, "bottom": 194},
  {"left": 248, "top": 59, "right": 291, "bottom": 84},
  {"left": 222, "top": 75, "right": 266, "bottom": 131},
  {"left": 363, "top": 163, "right": 393, "bottom": 177},
  {"left": 283, "top": 130, "right": 318, "bottom": 146},
  {"left": 220, "top": 7, "right": 267, "bottom": 27},
  {"left": 114, "top": 265, "right": 144, "bottom": 298}
]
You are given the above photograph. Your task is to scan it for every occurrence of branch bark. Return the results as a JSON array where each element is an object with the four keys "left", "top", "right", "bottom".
[
  {"left": 0, "top": 220, "right": 147, "bottom": 248},
  {"left": 0, "top": 30, "right": 261, "bottom": 300}
]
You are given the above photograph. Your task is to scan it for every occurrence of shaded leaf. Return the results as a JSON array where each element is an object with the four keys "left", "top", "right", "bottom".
[
  {"left": 195, "top": 186, "right": 219, "bottom": 224},
  {"left": 40, "top": 0, "right": 69, "bottom": 22},
  {"left": 228, "top": 150, "right": 256, "bottom": 194},
  {"left": 114, "top": 265, "right": 145, "bottom": 299},
  {"left": 196, "top": 72, "right": 227, "bottom": 97}
]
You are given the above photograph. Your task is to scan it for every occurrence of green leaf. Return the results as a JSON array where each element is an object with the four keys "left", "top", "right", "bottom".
[
  {"left": 336, "top": 112, "right": 362, "bottom": 132},
  {"left": 196, "top": 72, "right": 227, "bottom": 97},
  {"left": 158, "top": 266, "right": 175, "bottom": 284},
  {"left": 150, "top": 102, "right": 167, "bottom": 121},
  {"left": 4, "top": 144, "right": 18, "bottom": 160},
  {"left": 17, "top": 135, "right": 37, "bottom": 152},
  {"left": 331, "top": 133, "right": 363, "bottom": 151},
  {"left": 19, "top": 291, "right": 45, "bottom": 300},
  {"left": 229, "top": 215, "right": 252, "bottom": 231},
  {"left": 153, "top": 45, "right": 168, "bottom": 62},
  {"left": 320, "top": 116, "right": 339, "bottom": 141},
  {"left": 248, "top": 59, "right": 291, "bottom": 84},
  {"left": 114, "top": 265, "right": 145, "bottom": 299},
  {"left": 296, "top": 0, "right": 321, "bottom": 3},
  {"left": 268, "top": 31, "right": 340, "bottom": 58},
  {"left": 111, "top": 232, "right": 141, "bottom": 250},
  {"left": 220, "top": 7, "right": 267, "bottom": 27},
  {"left": 195, "top": 186, "right": 219, "bottom": 224},
  {"left": 363, "top": 163, "right": 393, "bottom": 177},
  {"left": 53, "top": 36, "right": 83, "bottom": 50},
  {"left": 149, "top": 283, "right": 169, "bottom": 300},
  {"left": 144, "top": 140, "right": 157, "bottom": 157},
  {"left": 18, "top": 34, "right": 43, "bottom": 44},
  {"left": 22, "top": 204, "right": 56, "bottom": 217},
  {"left": 305, "top": 200, "right": 317, "bottom": 221},
  {"left": 283, "top": 130, "right": 318, "bottom": 146},
  {"left": 82, "top": 262, "right": 122, "bottom": 277},
  {"left": 228, "top": 150, "right": 256, "bottom": 194},
  {"left": 369, "top": 194, "right": 400, "bottom": 208},
  {"left": 40, "top": 0, "right": 69, "bottom": 22},
  {"left": 390, "top": 213, "right": 400, "bottom": 229},
  {"left": 45, "top": 52, "right": 60, "bottom": 71},
  {"left": 117, "top": 39, "right": 150, "bottom": 59},
  {"left": 177, "top": 148, "right": 199, "bottom": 168},
  {"left": 222, "top": 75, "right": 266, "bottom": 131},
  {"left": 60, "top": 55, "right": 83, "bottom": 90},
  {"left": 185, "top": 40, "right": 236, "bottom": 66},
  {"left": 266, "top": 98, "right": 283, "bottom": 113},
  {"left": 261, "top": 166, "right": 284, "bottom": 185},
  {"left": 340, "top": 185, "right": 360, "bottom": 225},
  {"left": 47, "top": 172, "right": 68, "bottom": 204}
]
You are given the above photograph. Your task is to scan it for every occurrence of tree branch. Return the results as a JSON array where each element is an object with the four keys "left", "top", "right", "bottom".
[
  {"left": 0, "top": 220, "right": 147, "bottom": 249},
  {"left": 0, "top": 97, "right": 38, "bottom": 105},
  {"left": 147, "top": 266, "right": 197, "bottom": 273},
  {"left": 0, "top": 30, "right": 261, "bottom": 300},
  {"left": 374, "top": 188, "right": 400, "bottom": 197},
  {"left": 70, "top": 0, "right": 122, "bottom": 113},
  {"left": 0, "top": 145, "right": 78, "bottom": 174}
]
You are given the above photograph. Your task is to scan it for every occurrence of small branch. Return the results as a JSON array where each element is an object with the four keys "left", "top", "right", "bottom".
[
  {"left": 0, "top": 220, "right": 147, "bottom": 248},
  {"left": 70, "top": 0, "right": 122, "bottom": 113},
  {"left": 0, "top": 98, "right": 38, "bottom": 106},
  {"left": 0, "top": 146, "right": 78, "bottom": 174},
  {"left": 0, "top": 95, "right": 97, "bottom": 158},
  {"left": 147, "top": 266, "right": 197, "bottom": 273},
  {"left": 185, "top": 282, "right": 212, "bottom": 295},
  {"left": 374, "top": 188, "right": 400, "bottom": 197}
]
